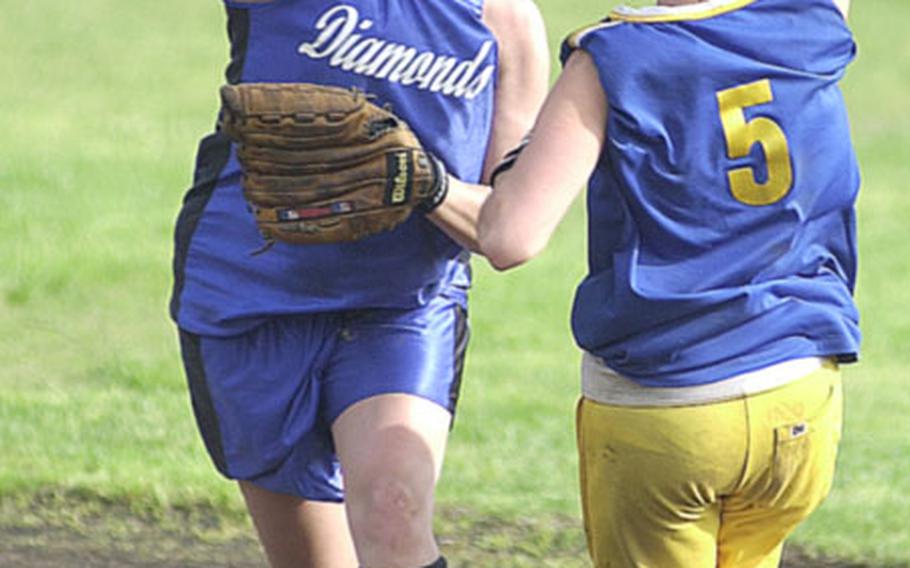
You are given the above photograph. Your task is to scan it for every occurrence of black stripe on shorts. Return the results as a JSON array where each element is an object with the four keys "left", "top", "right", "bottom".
[
  {"left": 179, "top": 330, "right": 229, "bottom": 477},
  {"left": 448, "top": 305, "right": 470, "bottom": 423}
]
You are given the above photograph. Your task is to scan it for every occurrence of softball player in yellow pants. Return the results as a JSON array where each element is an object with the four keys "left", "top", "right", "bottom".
[
  {"left": 463, "top": 0, "right": 859, "bottom": 565},
  {"left": 577, "top": 362, "right": 843, "bottom": 568}
]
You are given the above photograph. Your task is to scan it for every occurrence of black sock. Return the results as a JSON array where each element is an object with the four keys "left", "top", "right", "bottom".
[{"left": 360, "top": 557, "right": 446, "bottom": 568}]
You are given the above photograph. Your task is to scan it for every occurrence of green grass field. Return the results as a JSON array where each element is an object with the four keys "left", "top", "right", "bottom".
[{"left": 1, "top": 1, "right": 908, "bottom": 565}]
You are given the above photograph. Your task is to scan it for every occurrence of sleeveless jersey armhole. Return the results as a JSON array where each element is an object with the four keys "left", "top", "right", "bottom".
[{"left": 560, "top": 18, "right": 622, "bottom": 66}]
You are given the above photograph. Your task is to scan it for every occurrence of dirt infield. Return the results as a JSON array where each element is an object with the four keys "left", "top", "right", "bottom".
[
  {"left": 0, "top": 498, "right": 894, "bottom": 568},
  {"left": 0, "top": 522, "right": 886, "bottom": 568}
]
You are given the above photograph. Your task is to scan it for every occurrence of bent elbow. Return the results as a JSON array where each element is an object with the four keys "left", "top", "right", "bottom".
[
  {"left": 479, "top": 232, "right": 543, "bottom": 271},
  {"left": 477, "top": 204, "right": 551, "bottom": 270},
  {"left": 486, "top": 251, "right": 528, "bottom": 271}
]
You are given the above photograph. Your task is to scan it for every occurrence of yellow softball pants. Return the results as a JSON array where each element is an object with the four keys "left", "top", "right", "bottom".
[{"left": 576, "top": 363, "right": 843, "bottom": 568}]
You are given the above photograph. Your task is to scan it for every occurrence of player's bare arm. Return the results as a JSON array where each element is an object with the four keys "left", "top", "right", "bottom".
[
  {"left": 426, "top": 0, "right": 549, "bottom": 252},
  {"left": 477, "top": 50, "right": 606, "bottom": 270},
  {"left": 478, "top": 0, "right": 551, "bottom": 182},
  {"left": 833, "top": 0, "right": 850, "bottom": 18}
]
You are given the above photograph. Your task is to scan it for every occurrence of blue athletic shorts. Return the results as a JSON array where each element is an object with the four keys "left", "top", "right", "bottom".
[{"left": 178, "top": 294, "right": 468, "bottom": 502}]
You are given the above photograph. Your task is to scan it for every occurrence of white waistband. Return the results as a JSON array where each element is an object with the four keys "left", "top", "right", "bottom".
[{"left": 581, "top": 354, "right": 831, "bottom": 407}]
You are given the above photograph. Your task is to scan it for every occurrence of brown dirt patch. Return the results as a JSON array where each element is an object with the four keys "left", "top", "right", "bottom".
[{"left": 0, "top": 504, "right": 897, "bottom": 567}]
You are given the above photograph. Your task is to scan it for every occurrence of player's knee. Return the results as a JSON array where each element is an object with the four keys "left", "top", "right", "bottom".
[{"left": 353, "top": 474, "right": 430, "bottom": 549}]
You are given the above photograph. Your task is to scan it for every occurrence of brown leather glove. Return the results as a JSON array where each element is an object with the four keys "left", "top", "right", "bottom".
[{"left": 219, "top": 82, "right": 448, "bottom": 246}]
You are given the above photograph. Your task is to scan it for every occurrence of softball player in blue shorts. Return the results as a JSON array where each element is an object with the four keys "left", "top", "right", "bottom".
[
  {"left": 169, "top": 1, "right": 549, "bottom": 566},
  {"left": 440, "top": 0, "right": 860, "bottom": 565}
]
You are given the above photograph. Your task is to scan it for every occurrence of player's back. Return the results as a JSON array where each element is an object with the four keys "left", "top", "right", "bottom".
[{"left": 566, "top": 0, "right": 861, "bottom": 386}]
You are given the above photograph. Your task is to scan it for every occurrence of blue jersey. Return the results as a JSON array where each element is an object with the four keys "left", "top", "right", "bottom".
[
  {"left": 562, "top": 0, "right": 861, "bottom": 387},
  {"left": 172, "top": 0, "right": 495, "bottom": 336}
]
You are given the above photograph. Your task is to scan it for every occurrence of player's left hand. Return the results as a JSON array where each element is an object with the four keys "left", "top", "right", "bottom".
[{"left": 219, "top": 82, "right": 448, "bottom": 247}]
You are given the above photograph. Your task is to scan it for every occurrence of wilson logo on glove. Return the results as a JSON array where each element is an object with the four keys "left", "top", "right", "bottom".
[{"left": 386, "top": 151, "right": 413, "bottom": 206}]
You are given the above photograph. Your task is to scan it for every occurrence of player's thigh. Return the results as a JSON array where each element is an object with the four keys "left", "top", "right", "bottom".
[
  {"left": 576, "top": 396, "right": 748, "bottom": 568},
  {"left": 332, "top": 393, "right": 452, "bottom": 499}
]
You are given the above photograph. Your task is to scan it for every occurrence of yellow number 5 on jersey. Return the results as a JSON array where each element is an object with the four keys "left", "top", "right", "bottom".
[{"left": 716, "top": 79, "right": 794, "bottom": 206}]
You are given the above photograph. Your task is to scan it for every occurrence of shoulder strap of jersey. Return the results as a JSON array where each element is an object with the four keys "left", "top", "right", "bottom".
[
  {"left": 560, "top": 18, "right": 623, "bottom": 65},
  {"left": 609, "top": 0, "right": 757, "bottom": 23}
]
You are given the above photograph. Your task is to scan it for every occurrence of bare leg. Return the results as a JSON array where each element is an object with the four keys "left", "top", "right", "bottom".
[
  {"left": 332, "top": 394, "right": 451, "bottom": 568},
  {"left": 239, "top": 481, "right": 359, "bottom": 568}
]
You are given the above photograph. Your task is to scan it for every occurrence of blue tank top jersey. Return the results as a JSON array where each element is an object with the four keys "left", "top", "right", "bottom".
[
  {"left": 172, "top": 0, "right": 494, "bottom": 336},
  {"left": 561, "top": 0, "right": 861, "bottom": 387}
]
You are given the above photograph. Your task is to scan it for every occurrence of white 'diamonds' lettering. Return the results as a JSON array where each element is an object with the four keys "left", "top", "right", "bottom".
[{"left": 298, "top": 5, "right": 495, "bottom": 100}]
